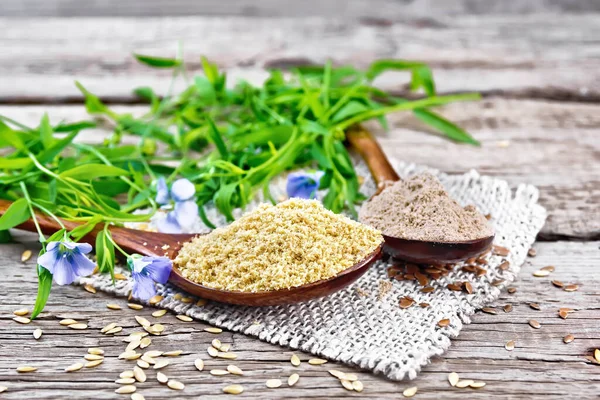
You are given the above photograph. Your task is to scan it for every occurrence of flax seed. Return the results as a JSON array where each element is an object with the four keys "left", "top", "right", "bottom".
[
  {"left": 176, "top": 315, "right": 193, "bottom": 322},
  {"left": 403, "top": 386, "right": 418, "bottom": 397},
  {"left": 223, "top": 385, "right": 244, "bottom": 394},
  {"left": 152, "top": 309, "right": 167, "bottom": 318},
  {"left": 227, "top": 365, "right": 244, "bottom": 375},
  {"left": 528, "top": 320, "right": 541, "bottom": 329},
  {"left": 106, "top": 303, "right": 122, "bottom": 310},
  {"left": 13, "top": 308, "right": 29, "bottom": 316},
  {"left": 507, "top": 287, "right": 517, "bottom": 294},
  {"left": 149, "top": 295, "right": 163, "bottom": 305},
  {"left": 13, "top": 316, "right": 31, "bottom": 324},
  {"left": 551, "top": 280, "right": 564, "bottom": 288},
  {"left": 288, "top": 373, "right": 300, "bottom": 386},
  {"left": 128, "top": 303, "right": 143, "bottom": 310},
  {"left": 266, "top": 379, "right": 282, "bottom": 388},
  {"left": 291, "top": 354, "right": 301, "bottom": 366},
  {"left": 68, "top": 323, "right": 88, "bottom": 330},
  {"left": 482, "top": 307, "right": 497, "bottom": 315},
  {"left": 204, "top": 327, "right": 222, "bottom": 334},
  {"left": 563, "top": 334, "right": 574, "bottom": 344},
  {"left": 505, "top": 340, "right": 515, "bottom": 351},
  {"left": 157, "top": 372, "right": 169, "bottom": 384},
  {"left": 21, "top": 249, "right": 33, "bottom": 262},
  {"left": 503, "top": 304, "right": 513, "bottom": 313},
  {"left": 115, "top": 385, "right": 136, "bottom": 394},
  {"left": 88, "top": 348, "right": 104, "bottom": 355},
  {"left": 353, "top": 380, "right": 364, "bottom": 392},
  {"left": 455, "top": 380, "right": 474, "bottom": 388},
  {"left": 529, "top": 303, "right": 540, "bottom": 310},
  {"left": 308, "top": 358, "right": 327, "bottom": 365},
  {"left": 194, "top": 359, "right": 204, "bottom": 371},
  {"left": 210, "top": 369, "right": 229, "bottom": 376},
  {"left": 448, "top": 372, "right": 459, "bottom": 386},
  {"left": 65, "top": 363, "right": 83, "bottom": 372},
  {"left": 153, "top": 360, "right": 169, "bottom": 370},
  {"left": 438, "top": 319, "right": 450, "bottom": 327},
  {"left": 33, "top": 328, "right": 42, "bottom": 340}
]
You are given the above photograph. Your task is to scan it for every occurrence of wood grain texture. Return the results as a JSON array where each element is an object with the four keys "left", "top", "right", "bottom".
[
  {"left": 1, "top": 97, "right": 597, "bottom": 239},
  {"left": 2, "top": 0, "right": 600, "bottom": 18},
  {"left": 0, "top": 15, "right": 599, "bottom": 101},
  {"left": 1, "top": 236, "right": 598, "bottom": 399}
]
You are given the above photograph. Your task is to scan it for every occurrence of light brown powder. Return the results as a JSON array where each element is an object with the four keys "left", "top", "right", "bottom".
[
  {"left": 175, "top": 199, "right": 383, "bottom": 292},
  {"left": 359, "top": 173, "right": 493, "bottom": 242}
]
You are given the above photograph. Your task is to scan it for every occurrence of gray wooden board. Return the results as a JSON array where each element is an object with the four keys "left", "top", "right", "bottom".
[
  {"left": 0, "top": 99, "right": 597, "bottom": 239},
  {"left": 0, "top": 237, "right": 599, "bottom": 399},
  {"left": 1, "top": 0, "right": 600, "bottom": 18},
  {"left": 0, "top": 15, "right": 600, "bottom": 102}
]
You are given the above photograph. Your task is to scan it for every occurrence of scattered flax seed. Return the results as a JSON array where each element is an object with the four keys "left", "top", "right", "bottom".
[
  {"left": 291, "top": 354, "right": 301, "bottom": 366},
  {"left": 65, "top": 363, "right": 83, "bottom": 372},
  {"left": 551, "top": 280, "right": 564, "bottom": 288},
  {"left": 419, "top": 302, "right": 430, "bottom": 308},
  {"left": 560, "top": 307, "right": 575, "bottom": 314},
  {"left": 120, "top": 370, "right": 134, "bottom": 379},
  {"left": 21, "top": 249, "right": 33, "bottom": 262},
  {"left": 149, "top": 295, "right": 163, "bottom": 305},
  {"left": 126, "top": 341, "right": 140, "bottom": 352},
  {"left": 266, "top": 379, "right": 282, "bottom": 388},
  {"left": 470, "top": 381, "right": 486, "bottom": 388},
  {"left": 329, "top": 370, "right": 346, "bottom": 379},
  {"left": 211, "top": 369, "right": 230, "bottom": 376},
  {"left": 140, "top": 337, "right": 151, "bottom": 349},
  {"left": 353, "top": 380, "right": 364, "bottom": 392},
  {"left": 157, "top": 372, "right": 169, "bottom": 384},
  {"left": 145, "top": 350, "right": 163, "bottom": 358},
  {"left": 212, "top": 339, "right": 222, "bottom": 349},
  {"left": 196, "top": 298, "right": 208, "bottom": 306},
  {"left": 533, "top": 270, "right": 551, "bottom": 277},
  {"left": 141, "top": 355, "right": 156, "bottom": 365},
  {"left": 399, "top": 296, "right": 414, "bottom": 309},
  {"left": 194, "top": 359, "right": 204, "bottom": 371},
  {"left": 137, "top": 360, "right": 150, "bottom": 369},
  {"left": 33, "top": 328, "right": 43, "bottom": 340},
  {"left": 493, "top": 245, "right": 510, "bottom": 257},
  {"left": 14, "top": 308, "right": 29, "bottom": 316},
  {"left": 133, "top": 366, "right": 146, "bottom": 383},
  {"left": 595, "top": 349, "right": 600, "bottom": 363},
  {"left": 100, "top": 322, "right": 116, "bottom": 332},
  {"left": 13, "top": 316, "right": 31, "bottom": 324},
  {"left": 204, "top": 327, "right": 222, "bottom": 334},
  {"left": 85, "top": 360, "right": 103, "bottom": 368},
  {"left": 88, "top": 348, "right": 104, "bottom": 356},
  {"left": 491, "top": 279, "right": 504, "bottom": 286},
  {"left": 114, "top": 273, "right": 128, "bottom": 281},
  {"left": 420, "top": 286, "right": 435, "bottom": 293},
  {"left": 107, "top": 303, "right": 122, "bottom": 310},
  {"left": 447, "top": 283, "right": 462, "bottom": 291},
  {"left": 528, "top": 248, "right": 537, "bottom": 257},
  {"left": 153, "top": 360, "right": 170, "bottom": 370},
  {"left": 119, "top": 351, "right": 140, "bottom": 360},
  {"left": 174, "top": 294, "right": 183, "bottom": 301},
  {"left": 341, "top": 380, "right": 354, "bottom": 391},
  {"left": 438, "top": 319, "right": 450, "bottom": 328},
  {"left": 207, "top": 347, "right": 219, "bottom": 357},
  {"left": 220, "top": 344, "right": 231, "bottom": 352},
  {"left": 288, "top": 373, "right": 300, "bottom": 386},
  {"left": 503, "top": 304, "right": 513, "bottom": 313},
  {"left": 505, "top": 340, "right": 515, "bottom": 351},
  {"left": 498, "top": 261, "right": 510, "bottom": 271},
  {"left": 17, "top": 366, "right": 37, "bottom": 373},
  {"left": 128, "top": 303, "right": 144, "bottom": 310},
  {"left": 151, "top": 324, "right": 164, "bottom": 333},
  {"left": 167, "top": 379, "right": 185, "bottom": 390},
  {"left": 216, "top": 352, "right": 237, "bottom": 360},
  {"left": 559, "top": 310, "right": 569, "bottom": 319},
  {"left": 227, "top": 365, "right": 244, "bottom": 375},
  {"left": 116, "top": 378, "right": 135, "bottom": 385},
  {"left": 181, "top": 297, "right": 193, "bottom": 304},
  {"left": 541, "top": 266, "right": 555, "bottom": 272},
  {"left": 131, "top": 394, "right": 145, "bottom": 400},
  {"left": 223, "top": 385, "right": 244, "bottom": 395},
  {"left": 68, "top": 323, "right": 88, "bottom": 330},
  {"left": 0, "top": 386, "right": 6, "bottom": 393},
  {"left": 528, "top": 320, "right": 541, "bottom": 329},
  {"left": 308, "top": 358, "right": 328, "bottom": 365},
  {"left": 345, "top": 373, "right": 358, "bottom": 382},
  {"left": 403, "top": 386, "right": 418, "bottom": 397},
  {"left": 464, "top": 281, "right": 473, "bottom": 294},
  {"left": 482, "top": 307, "right": 497, "bottom": 315},
  {"left": 135, "top": 316, "right": 150, "bottom": 327},
  {"left": 152, "top": 309, "right": 167, "bottom": 318},
  {"left": 176, "top": 315, "right": 193, "bottom": 322},
  {"left": 106, "top": 326, "right": 123, "bottom": 335},
  {"left": 83, "top": 284, "right": 96, "bottom": 294},
  {"left": 456, "top": 380, "right": 474, "bottom": 388},
  {"left": 448, "top": 372, "right": 459, "bottom": 386},
  {"left": 84, "top": 354, "right": 103, "bottom": 361},
  {"left": 115, "top": 385, "right": 136, "bottom": 394},
  {"left": 163, "top": 350, "right": 183, "bottom": 357},
  {"left": 529, "top": 303, "right": 541, "bottom": 310},
  {"left": 564, "top": 284, "right": 579, "bottom": 292},
  {"left": 563, "top": 334, "right": 574, "bottom": 344},
  {"left": 507, "top": 287, "right": 517, "bottom": 294},
  {"left": 378, "top": 280, "right": 393, "bottom": 301}
]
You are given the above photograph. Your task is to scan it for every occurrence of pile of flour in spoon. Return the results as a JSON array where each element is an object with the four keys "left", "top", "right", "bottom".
[{"left": 359, "top": 173, "right": 493, "bottom": 242}]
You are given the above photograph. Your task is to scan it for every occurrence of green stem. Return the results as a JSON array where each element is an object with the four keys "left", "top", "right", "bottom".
[
  {"left": 31, "top": 201, "right": 66, "bottom": 230},
  {"left": 104, "top": 224, "right": 129, "bottom": 258},
  {"left": 19, "top": 182, "right": 45, "bottom": 243}
]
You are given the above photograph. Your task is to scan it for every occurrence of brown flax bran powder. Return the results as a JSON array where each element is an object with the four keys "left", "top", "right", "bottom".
[
  {"left": 175, "top": 199, "right": 383, "bottom": 292},
  {"left": 359, "top": 173, "right": 493, "bottom": 242}
]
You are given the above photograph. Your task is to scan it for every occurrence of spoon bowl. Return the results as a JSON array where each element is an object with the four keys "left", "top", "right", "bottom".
[
  {"left": 346, "top": 126, "right": 494, "bottom": 263},
  {"left": 0, "top": 199, "right": 383, "bottom": 306}
]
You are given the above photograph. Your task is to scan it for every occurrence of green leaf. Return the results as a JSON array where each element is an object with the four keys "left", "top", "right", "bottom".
[
  {"left": 53, "top": 120, "right": 96, "bottom": 132},
  {"left": 365, "top": 59, "right": 425, "bottom": 81},
  {"left": 194, "top": 76, "right": 217, "bottom": 104},
  {"left": 413, "top": 109, "right": 479, "bottom": 145},
  {"left": 0, "top": 157, "right": 31, "bottom": 169},
  {"left": 0, "top": 198, "right": 30, "bottom": 230},
  {"left": 412, "top": 66, "right": 436, "bottom": 96},
  {"left": 70, "top": 217, "right": 101, "bottom": 242},
  {"left": 134, "top": 53, "right": 181, "bottom": 68},
  {"left": 35, "top": 131, "right": 79, "bottom": 166},
  {"left": 214, "top": 182, "right": 238, "bottom": 221},
  {"left": 96, "top": 229, "right": 116, "bottom": 280},
  {"left": 48, "top": 179, "right": 57, "bottom": 203},
  {"left": 75, "top": 81, "right": 110, "bottom": 115},
  {"left": 0, "top": 120, "right": 26, "bottom": 150},
  {"left": 39, "top": 113, "right": 54, "bottom": 148},
  {"left": 59, "top": 164, "right": 129, "bottom": 180},
  {"left": 31, "top": 264, "right": 53, "bottom": 319},
  {"left": 207, "top": 118, "right": 228, "bottom": 158},
  {"left": 331, "top": 100, "right": 369, "bottom": 123}
]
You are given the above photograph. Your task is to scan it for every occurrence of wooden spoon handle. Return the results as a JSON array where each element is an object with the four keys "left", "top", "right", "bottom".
[{"left": 346, "top": 125, "right": 400, "bottom": 186}]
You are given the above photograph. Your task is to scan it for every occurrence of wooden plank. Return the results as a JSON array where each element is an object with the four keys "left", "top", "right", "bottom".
[
  {"left": 0, "top": 237, "right": 598, "bottom": 398},
  {"left": 1, "top": 98, "right": 598, "bottom": 239},
  {"left": 0, "top": 15, "right": 599, "bottom": 101},
  {"left": 2, "top": 0, "right": 600, "bottom": 18}
]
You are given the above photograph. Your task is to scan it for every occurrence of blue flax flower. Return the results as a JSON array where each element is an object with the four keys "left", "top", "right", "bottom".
[
  {"left": 129, "top": 255, "right": 172, "bottom": 300},
  {"left": 37, "top": 241, "right": 96, "bottom": 285},
  {"left": 155, "top": 177, "right": 198, "bottom": 233},
  {"left": 286, "top": 171, "right": 325, "bottom": 199}
]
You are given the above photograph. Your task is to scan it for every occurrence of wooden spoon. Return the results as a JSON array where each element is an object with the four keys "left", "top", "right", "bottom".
[
  {"left": 346, "top": 126, "right": 494, "bottom": 264},
  {"left": 0, "top": 198, "right": 382, "bottom": 306}
]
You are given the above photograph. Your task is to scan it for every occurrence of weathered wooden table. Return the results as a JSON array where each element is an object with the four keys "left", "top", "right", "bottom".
[{"left": 0, "top": 3, "right": 599, "bottom": 399}]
